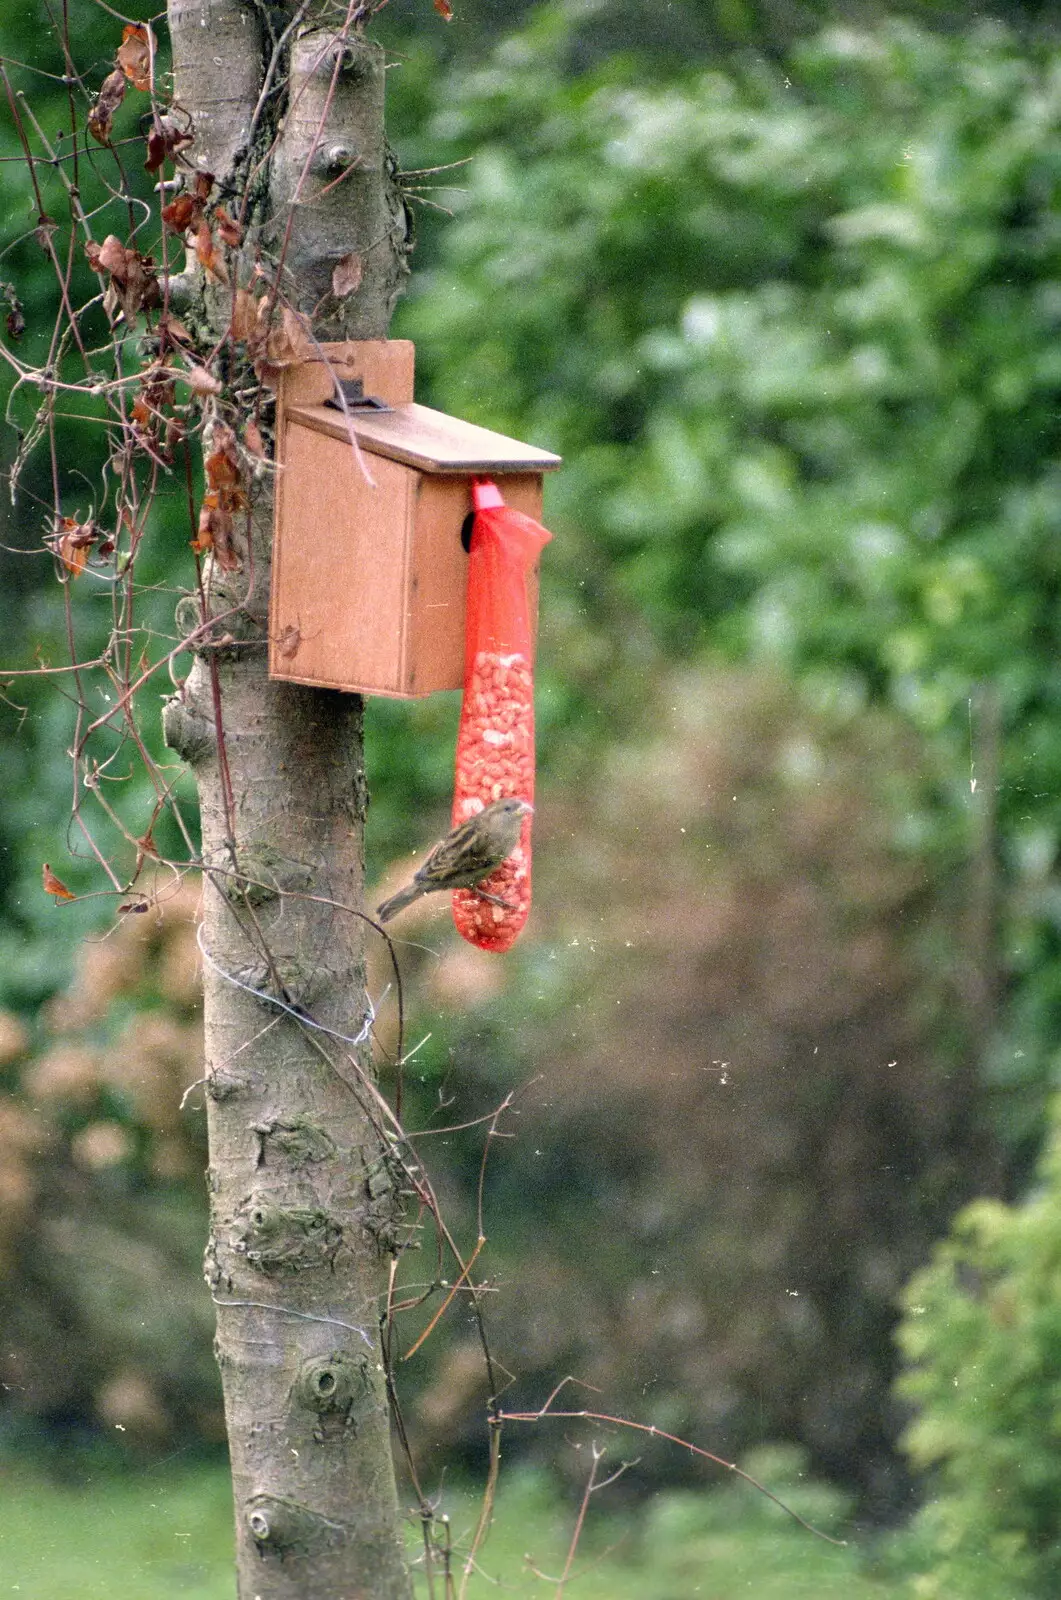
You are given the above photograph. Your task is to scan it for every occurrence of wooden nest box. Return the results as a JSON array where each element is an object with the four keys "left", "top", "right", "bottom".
[{"left": 270, "top": 340, "right": 561, "bottom": 698}]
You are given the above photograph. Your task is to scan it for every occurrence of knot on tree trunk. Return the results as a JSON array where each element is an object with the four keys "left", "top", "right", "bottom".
[
  {"left": 233, "top": 1193, "right": 343, "bottom": 1275},
  {"left": 246, "top": 1493, "right": 346, "bottom": 1558},
  {"left": 294, "top": 1351, "right": 371, "bottom": 1440}
]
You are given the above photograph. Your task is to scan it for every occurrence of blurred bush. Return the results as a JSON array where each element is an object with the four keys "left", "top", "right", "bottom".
[
  {"left": 379, "top": 668, "right": 985, "bottom": 1518},
  {"left": 894, "top": 1094, "right": 1061, "bottom": 1597},
  {"left": 0, "top": 886, "right": 222, "bottom": 1457}
]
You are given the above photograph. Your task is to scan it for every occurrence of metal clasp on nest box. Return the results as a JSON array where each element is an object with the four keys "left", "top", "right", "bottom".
[{"left": 326, "top": 377, "right": 392, "bottom": 413}]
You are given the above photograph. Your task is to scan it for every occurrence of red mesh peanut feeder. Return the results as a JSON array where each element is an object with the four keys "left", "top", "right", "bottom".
[{"left": 452, "top": 480, "right": 552, "bottom": 952}]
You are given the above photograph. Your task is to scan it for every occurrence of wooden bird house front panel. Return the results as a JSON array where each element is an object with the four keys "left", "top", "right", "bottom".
[
  {"left": 270, "top": 341, "right": 560, "bottom": 698},
  {"left": 274, "top": 427, "right": 415, "bottom": 695}
]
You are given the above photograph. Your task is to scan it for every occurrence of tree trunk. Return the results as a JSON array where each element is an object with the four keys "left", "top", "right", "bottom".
[{"left": 164, "top": 4, "right": 413, "bottom": 1596}]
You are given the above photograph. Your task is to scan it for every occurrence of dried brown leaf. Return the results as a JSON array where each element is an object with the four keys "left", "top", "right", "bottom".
[
  {"left": 140, "top": 365, "right": 175, "bottom": 406},
  {"left": 49, "top": 516, "right": 96, "bottom": 577},
  {"left": 243, "top": 420, "right": 267, "bottom": 460},
  {"left": 201, "top": 425, "right": 248, "bottom": 556},
  {"left": 214, "top": 205, "right": 242, "bottom": 247},
  {"left": 88, "top": 67, "right": 126, "bottom": 145},
  {"left": 97, "top": 234, "right": 129, "bottom": 277},
  {"left": 190, "top": 495, "right": 214, "bottom": 556},
  {"left": 230, "top": 288, "right": 259, "bottom": 343},
  {"left": 204, "top": 454, "right": 241, "bottom": 496},
  {"left": 130, "top": 257, "right": 160, "bottom": 317},
  {"left": 144, "top": 128, "right": 166, "bottom": 172},
  {"left": 193, "top": 219, "right": 229, "bottom": 285},
  {"left": 197, "top": 499, "right": 240, "bottom": 570},
  {"left": 42, "top": 864, "right": 75, "bottom": 901},
  {"left": 264, "top": 304, "right": 313, "bottom": 369},
  {"left": 161, "top": 193, "right": 198, "bottom": 235},
  {"left": 158, "top": 314, "right": 193, "bottom": 349},
  {"left": 332, "top": 251, "right": 363, "bottom": 299},
  {"left": 145, "top": 115, "right": 193, "bottom": 173},
  {"left": 210, "top": 422, "right": 240, "bottom": 465},
  {"left": 90, "top": 237, "right": 160, "bottom": 322},
  {"left": 164, "top": 416, "right": 187, "bottom": 451},
  {"left": 117, "top": 23, "right": 152, "bottom": 91}
]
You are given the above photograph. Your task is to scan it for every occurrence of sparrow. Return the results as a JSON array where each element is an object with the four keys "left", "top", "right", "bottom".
[{"left": 376, "top": 797, "right": 533, "bottom": 923}]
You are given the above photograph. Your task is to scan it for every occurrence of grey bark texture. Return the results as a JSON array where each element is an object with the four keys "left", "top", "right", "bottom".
[{"left": 165, "top": 3, "right": 414, "bottom": 1596}]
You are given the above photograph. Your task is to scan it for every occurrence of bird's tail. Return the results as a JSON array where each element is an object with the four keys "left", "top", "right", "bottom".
[{"left": 376, "top": 882, "right": 422, "bottom": 924}]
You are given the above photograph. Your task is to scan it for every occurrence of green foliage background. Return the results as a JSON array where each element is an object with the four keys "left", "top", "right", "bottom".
[{"left": 383, "top": 9, "right": 1061, "bottom": 1123}]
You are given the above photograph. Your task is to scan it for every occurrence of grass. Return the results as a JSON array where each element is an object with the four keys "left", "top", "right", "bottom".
[
  {"left": 411, "top": 1449, "right": 904, "bottom": 1598},
  {"left": 0, "top": 1447, "right": 910, "bottom": 1598},
  {"left": 0, "top": 1457, "right": 237, "bottom": 1599}
]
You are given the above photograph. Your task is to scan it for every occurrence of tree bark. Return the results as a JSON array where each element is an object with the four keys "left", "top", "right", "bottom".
[{"left": 165, "top": 4, "right": 413, "bottom": 1595}]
